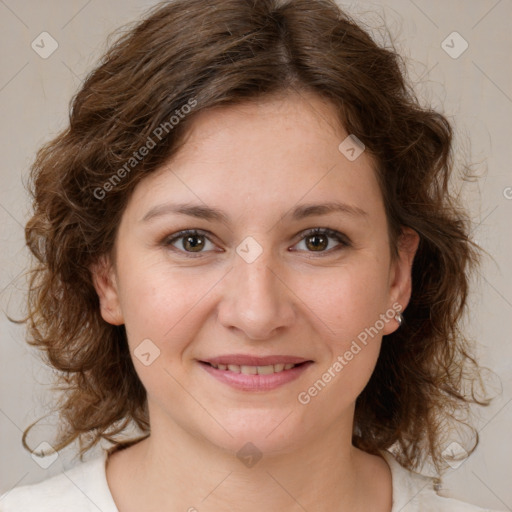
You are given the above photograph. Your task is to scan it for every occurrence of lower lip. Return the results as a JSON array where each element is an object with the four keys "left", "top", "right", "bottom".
[{"left": 199, "top": 361, "right": 313, "bottom": 391}]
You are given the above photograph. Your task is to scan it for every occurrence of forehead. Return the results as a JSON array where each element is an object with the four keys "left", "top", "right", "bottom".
[
  {"left": 123, "top": 92, "right": 384, "bottom": 224},
  {"left": 175, "top": 91, "right": 349, "bottom": 161}
]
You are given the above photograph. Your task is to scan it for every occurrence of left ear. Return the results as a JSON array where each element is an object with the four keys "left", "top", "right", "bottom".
[{"left": 382, "top": 227, "right": 420, "bottom": 335}]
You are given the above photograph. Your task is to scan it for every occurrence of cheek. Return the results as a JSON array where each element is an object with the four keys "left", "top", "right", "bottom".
[
  {"left": 293, "top": 257, "right": 391, "bottom": 395},
  {"left": 115, "top": 262, "right": 218, "bottom": 402},
  {"left": 115, "top": 255, "right": 218, "bottom": 351},
  {"left": 296, "top": 281, "right": 388, "bottom": 416},
  {"left": 298, "top": 257, "right": 391, "bottom": 341}
]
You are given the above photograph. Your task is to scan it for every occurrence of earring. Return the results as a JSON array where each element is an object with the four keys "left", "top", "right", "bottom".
[{"left": 395, "top": 312, "right": 404, "bottom": 326}]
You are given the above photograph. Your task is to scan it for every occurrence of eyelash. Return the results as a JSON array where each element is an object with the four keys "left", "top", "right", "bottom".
[{"left": 162, "top": 228, "right": 350, "bottom": 257}]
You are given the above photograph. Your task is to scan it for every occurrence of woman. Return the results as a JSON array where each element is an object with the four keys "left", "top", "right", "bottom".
[{"left": 0, "top": 0, "right": 502, "bottom": 510}]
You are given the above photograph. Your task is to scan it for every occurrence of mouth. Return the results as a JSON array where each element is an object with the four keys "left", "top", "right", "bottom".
[
  {"left": 198, "top": 355, "right": 314, "bottom": 391},
  {"left": 201, "top": 361, "right": 307, "bottom": 374}
]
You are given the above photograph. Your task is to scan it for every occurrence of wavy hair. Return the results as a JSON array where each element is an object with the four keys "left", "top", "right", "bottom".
[{"left": 21, "top": 0, "right": 489, "bottom": 470}]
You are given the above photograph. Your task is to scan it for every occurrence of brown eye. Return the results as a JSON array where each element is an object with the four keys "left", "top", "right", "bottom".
[
  {"left": 165, "top": 229, "right": 217, "bottom": 255},
  {"left": 182, "top": 234, "right": 206, "bottom": 252},
  {"left": 305, "top": 234, "right": 329, "bottom": 251},
  {"left": 292, "top": 228, "right": 350, "bottom": 255}
]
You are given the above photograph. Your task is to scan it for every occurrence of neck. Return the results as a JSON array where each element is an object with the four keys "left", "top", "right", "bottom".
[{"left": 107, "top": 408, "right": 391, "bottom": 512}]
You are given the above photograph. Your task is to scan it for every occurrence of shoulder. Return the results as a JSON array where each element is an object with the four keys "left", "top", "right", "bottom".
[
  {"left": 0, "top": 451, "right": 118, "bottom": 512},
  {"left": 380, "top": 450, "right": 504, "bottom": 512}
]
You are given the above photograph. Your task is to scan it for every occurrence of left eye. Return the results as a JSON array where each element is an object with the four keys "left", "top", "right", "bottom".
[{"left": 291, "top": 228, "right": 349, "bottom": 254}]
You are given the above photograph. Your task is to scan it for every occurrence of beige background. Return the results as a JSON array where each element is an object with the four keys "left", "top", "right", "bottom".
[{"left": 0, "top": 0, "right": 511, "bottom": 509}]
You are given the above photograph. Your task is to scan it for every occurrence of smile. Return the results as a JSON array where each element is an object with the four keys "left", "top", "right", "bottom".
[
  {"left": 206, "top": 362, "right": 299, "bottom": 374},
  {"left": 199, "top": 358, "right": 313, "bottom": 391}
]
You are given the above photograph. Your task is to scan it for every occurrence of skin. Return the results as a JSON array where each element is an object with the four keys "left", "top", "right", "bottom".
[{"left": 92, "top": 91, "right": 419, "bottom": 512}]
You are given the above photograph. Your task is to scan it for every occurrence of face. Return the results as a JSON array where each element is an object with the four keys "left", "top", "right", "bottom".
[{"left": 92, "top": 92, "right": 418, "bottom": 456}]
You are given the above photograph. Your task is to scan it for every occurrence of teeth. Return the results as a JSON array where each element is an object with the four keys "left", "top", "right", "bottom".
[
  {"left": 209, "top": 362, "right": 300, "bottom": 374},
  {"left": 257, "top": 365, "right": 274, "bottom": 375}
]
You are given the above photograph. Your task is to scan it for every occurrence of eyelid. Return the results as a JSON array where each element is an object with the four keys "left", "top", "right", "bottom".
[
  {"left": 163, "top": 229, "right": 220, "bottom": 257},
  {"left": 290, "top": 227, "right": 351, "bottom": 254}
]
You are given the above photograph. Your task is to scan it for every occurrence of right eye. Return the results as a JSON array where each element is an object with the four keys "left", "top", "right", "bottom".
[{"left": 163, "top": 229, "right": 219, "bottom": 256}]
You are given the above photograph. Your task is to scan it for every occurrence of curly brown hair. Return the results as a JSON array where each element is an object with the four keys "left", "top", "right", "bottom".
[{"left": 21, "top": 0, "right": 489, "bottom": 471}]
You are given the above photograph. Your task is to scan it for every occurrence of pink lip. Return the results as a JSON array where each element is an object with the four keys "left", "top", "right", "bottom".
[
  {"left": 199, "top": 359, "right": 314, "bottom": 392},
  {"left": 202, "top": 354, "right": 310, "bottom": 366}
]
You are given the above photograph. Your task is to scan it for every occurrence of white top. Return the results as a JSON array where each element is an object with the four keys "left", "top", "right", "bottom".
[{"left": 0, "top": 449, "right": 503, "bottom": 511}]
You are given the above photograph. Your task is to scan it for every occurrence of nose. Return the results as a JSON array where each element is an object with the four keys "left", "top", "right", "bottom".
[{"left": 217, "top": 247, "right": 296, "bottom": 341}]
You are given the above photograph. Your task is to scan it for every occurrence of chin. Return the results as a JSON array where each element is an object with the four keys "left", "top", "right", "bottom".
[{"left": 199, "top": 407, "right": 307, "bottom": 458}]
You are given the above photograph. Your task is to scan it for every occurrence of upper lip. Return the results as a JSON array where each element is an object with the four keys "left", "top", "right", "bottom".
[{"left": 201, "top": 355, "right": 312, "bottom": 366}]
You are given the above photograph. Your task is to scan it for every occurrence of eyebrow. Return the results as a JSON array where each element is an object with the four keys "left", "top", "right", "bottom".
[
  {"left": 290, "top": 202, "right": 368, "bottom": 221},
  {"left": 142, "top": 203, "right": 230, "bottom": 224},
  {"left": 141, "top": 201, "right": 368, "bottom": 224}
]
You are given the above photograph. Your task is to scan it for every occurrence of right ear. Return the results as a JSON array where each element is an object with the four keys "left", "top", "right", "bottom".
[{"left": 90, "top": 254, "right": 124, "bottom": 326}]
